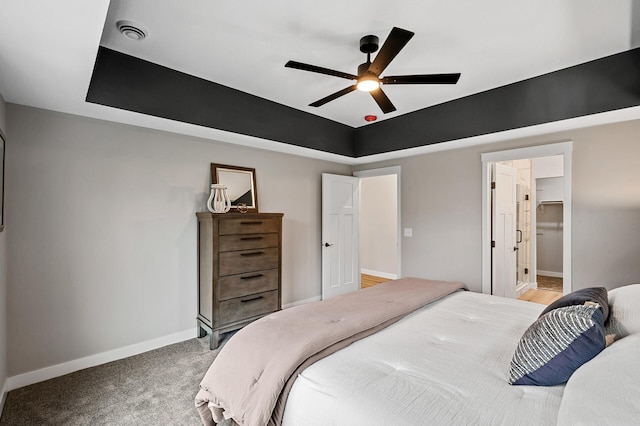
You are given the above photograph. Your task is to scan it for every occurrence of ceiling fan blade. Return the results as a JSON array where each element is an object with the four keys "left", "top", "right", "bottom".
[
  {"left": 370, "top": 88, "right": 396, "bottom": 114},
  {"left": 309, "top": 85, "right": 357, "bottom": 107},
  {"left": 286, "top": 60, "right": 357, "bottom": 80},
  {"left": 382, "top": 73, "right": 461, "bottom": 85},
  {"left": 368, "top": 27, "right": 414, "bottom": 76}
]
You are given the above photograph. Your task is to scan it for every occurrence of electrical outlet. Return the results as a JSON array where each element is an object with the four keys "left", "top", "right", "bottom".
[{"left": 404, "top": 228, "right": 413, "bottom": 237}]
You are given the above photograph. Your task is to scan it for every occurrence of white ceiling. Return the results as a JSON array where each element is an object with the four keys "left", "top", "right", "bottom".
[{"left": 1, "top": 0, "right": 640, "bottom": 164}]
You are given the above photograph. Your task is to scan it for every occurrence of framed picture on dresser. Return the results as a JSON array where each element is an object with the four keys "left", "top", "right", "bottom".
[{"left": 211, "top": 163, "right": 259, "bottom": 213}]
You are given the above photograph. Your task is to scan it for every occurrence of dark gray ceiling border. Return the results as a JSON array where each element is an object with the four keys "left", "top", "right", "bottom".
[
  {"left": 87, "top": 47, "right": 640, "bottom": 158},
  {"left": 355, "top": 47, "right": 640, "bottom": 156},
  {"left": 86, "top": 47, "right": 355, "bottom": 157}
]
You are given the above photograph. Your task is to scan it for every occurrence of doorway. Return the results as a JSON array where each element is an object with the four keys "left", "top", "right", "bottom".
[
  {"left": 321, "top": 166, "right": 401, "bottom": 299},
  {"left": 491, "top": 156, "right": 564, "bottom": 300},
  {"left": 481, "top": 142, "right": 573, "bottom": 297},
  {"left": 355, "top": 167, "right": 401, "bottom": 288}
]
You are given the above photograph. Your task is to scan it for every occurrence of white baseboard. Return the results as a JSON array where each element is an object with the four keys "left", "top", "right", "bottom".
[
  {"left": 282, "top": 296, "right": 321, "bottom": 309},
  {"left": 0, "top": 379, "right": 7, "bottom": 418},
  {"left": 516, "top": 281, "right": 535, "bottom": 296},
  {"left": 361, "top": 269, "right": 398, "bottom": 280},
  {"left": 537, "top": 270, "right": 563, "bottom": 278},
  {"left": 7, "top": 328, "right": 195, "bottom": 391}
]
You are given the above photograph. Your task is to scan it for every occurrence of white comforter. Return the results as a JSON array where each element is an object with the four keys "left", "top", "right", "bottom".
[{"left": 282, "top": 291, "right": 563, "bottom": 426}]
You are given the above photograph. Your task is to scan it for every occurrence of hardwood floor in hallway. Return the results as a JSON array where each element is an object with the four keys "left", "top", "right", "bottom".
[
  {"left": 518, "top": 288, "right": 562, "bottom": 305},
  {"left": 361, "top": 274, "right": 390, "bottom": 289},
  {"left": 518, "top": 276, "right": 563, "bottom": 305}
]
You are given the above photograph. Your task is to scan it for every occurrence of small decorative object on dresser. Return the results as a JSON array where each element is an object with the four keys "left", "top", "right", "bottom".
[
  {"left": 196, "top": 211, "right": 283, "bottom": 349},
  {"left": 211, "top": 163, "right": 258, "bottom": 213},
  {"left": 206, "top": 184, "right": 231, "bottom": 213},
  {"left": 236, "top": 202, "right": 248, "bottom": 213}
]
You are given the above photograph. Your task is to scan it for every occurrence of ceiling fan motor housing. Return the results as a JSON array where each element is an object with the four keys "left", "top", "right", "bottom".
[
  {"left": 358, "top": 62, "right": 375, "bottom": 76},
  {"left": 360, "top": 35, "right": 379, "bottom": 54}
]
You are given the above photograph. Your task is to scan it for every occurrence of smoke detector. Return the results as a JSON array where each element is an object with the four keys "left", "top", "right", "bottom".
[{"left": 116, "top": 20, "right": 148, "bottom": 41}]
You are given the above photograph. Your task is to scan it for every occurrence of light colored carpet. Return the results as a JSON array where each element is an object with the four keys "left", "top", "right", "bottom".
[{"left": 0, "top": 335, "right": 234, "bottom": 425}]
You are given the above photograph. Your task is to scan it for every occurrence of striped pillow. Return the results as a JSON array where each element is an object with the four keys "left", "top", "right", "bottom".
[{"left": 509, "top": 304, "right": 606, "bottom": 386}]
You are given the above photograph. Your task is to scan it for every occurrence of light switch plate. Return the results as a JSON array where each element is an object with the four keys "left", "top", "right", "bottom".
[{"left": 404, "top": 228, "right": 413, "bottom": 237}]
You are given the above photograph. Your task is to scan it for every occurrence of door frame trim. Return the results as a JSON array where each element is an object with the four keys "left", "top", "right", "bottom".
[
  {"left": 353, "top": 166, "right": 402, "bottom": 279},
  {"left": 481, "top": 141, "right": 573, "bottom": 296}
]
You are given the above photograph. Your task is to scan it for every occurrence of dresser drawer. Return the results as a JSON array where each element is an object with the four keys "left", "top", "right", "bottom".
[
  {"left": 218, "top": 269, "right": 279, "bottom": 300},
  {"left": 219, "top": 290, "right": 279, "bottom": 325},
  {"left": 219, "top": 218, "right": 280, "bottom": 235},
  {"left": 218, "top": 233, "right": 278, "bottom": 252},
  {"left": 219, "top": 247, "right": 279, "bottom": 276}
]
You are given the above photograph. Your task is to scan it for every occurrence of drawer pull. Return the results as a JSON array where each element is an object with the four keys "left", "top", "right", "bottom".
[
  {"left": 241, "top": 251, "right": 264, "bottom": 257},
  {"left": 241, "top": 296, "right": 264, "bottom": 303},
  {"left": 240, "top": 221, "right": 263, "bottom": 225},
  {"left": 240, "top": 236, "right": 264, "bottom": 241},
  {"left": 241, "top": 274, "right": 264, "bottom": 280}
]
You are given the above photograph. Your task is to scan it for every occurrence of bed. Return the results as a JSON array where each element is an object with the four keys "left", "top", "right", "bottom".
[{"left": 195, "top": 278, "right": 640, "bottom": 426}]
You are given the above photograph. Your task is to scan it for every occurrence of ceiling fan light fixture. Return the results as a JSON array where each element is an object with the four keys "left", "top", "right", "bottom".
[{"left": 356, "top": 75, "right": 380, "bottom": 92}]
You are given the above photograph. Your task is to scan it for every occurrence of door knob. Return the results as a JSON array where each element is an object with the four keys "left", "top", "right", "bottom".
[
  {"left": 324, "top": 243, "right": 334, "bottom": 247},
  {"left": 513, "top": 246, "right": 519, "bottom": 252}
]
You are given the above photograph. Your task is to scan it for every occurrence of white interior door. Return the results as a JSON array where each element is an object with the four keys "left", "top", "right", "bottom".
[
  {"left": 322, "top": 173, "right": 360, "bottom": 299},
  {"left": 492, "top": 163, "right": 517, "bottom": 298}
]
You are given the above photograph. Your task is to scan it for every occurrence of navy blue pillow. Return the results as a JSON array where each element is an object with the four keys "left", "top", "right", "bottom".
[
  {"left": 509, "top": 304, "right": 606, "bottom": 386},
  {"left": 540, "top": 287, "right": 609, "bottom": 322}
]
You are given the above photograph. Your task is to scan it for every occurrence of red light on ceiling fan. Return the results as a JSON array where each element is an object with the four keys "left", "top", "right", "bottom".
[{"left": 364, "top": 115, "right": 377, "bottom": 122}]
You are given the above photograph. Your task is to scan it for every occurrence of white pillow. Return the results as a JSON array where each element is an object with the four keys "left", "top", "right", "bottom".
[
  {"left": 557, "top": 333, "right": 640, "bottom": 425},
  {"left": 606, "top": 284, "right": 640, "bottom": 338}
]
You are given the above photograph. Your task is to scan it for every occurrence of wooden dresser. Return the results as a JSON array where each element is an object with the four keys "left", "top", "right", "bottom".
[{"left": 196, "top": 212, "right": 283, "bottom": 349}]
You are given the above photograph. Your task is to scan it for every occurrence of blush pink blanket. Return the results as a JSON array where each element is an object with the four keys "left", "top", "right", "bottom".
[{"left": 195, "top": 277, "right": 466, "bottom": 426}]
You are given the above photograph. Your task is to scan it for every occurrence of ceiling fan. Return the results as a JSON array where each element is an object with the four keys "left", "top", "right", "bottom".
[{"left": 285, "top": 27, "right": 461, "bottom": 114}]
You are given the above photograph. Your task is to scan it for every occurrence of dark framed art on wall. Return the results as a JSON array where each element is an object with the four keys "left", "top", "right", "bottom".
[{"left": 0, "top": 131, "right": 5, "bottom": 232}]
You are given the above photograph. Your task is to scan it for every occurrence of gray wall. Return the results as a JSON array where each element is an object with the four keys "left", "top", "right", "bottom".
[
  {"left": 5, "top": 101, "right": 640, "bottom": 381},
  {"left": 358, "top": 147, "right": 483, "bottom": 288},
  {"left": 355, "top": 119, "right": 640, "bottom": 293},
  {"left": 536, "top": 203, "right": 564, "bottom": 275},
  {"left": 572, "top": 121, "right": 640, "bottom": 288},
  {"left": 5, "top": 104, "right": 350, "bottom": 376},
  {"left": 0, "top": 92, "right": 5, "bottom": 133},
  {"left": 0, "top": 91, "right": 7, "bottom": 403}
]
